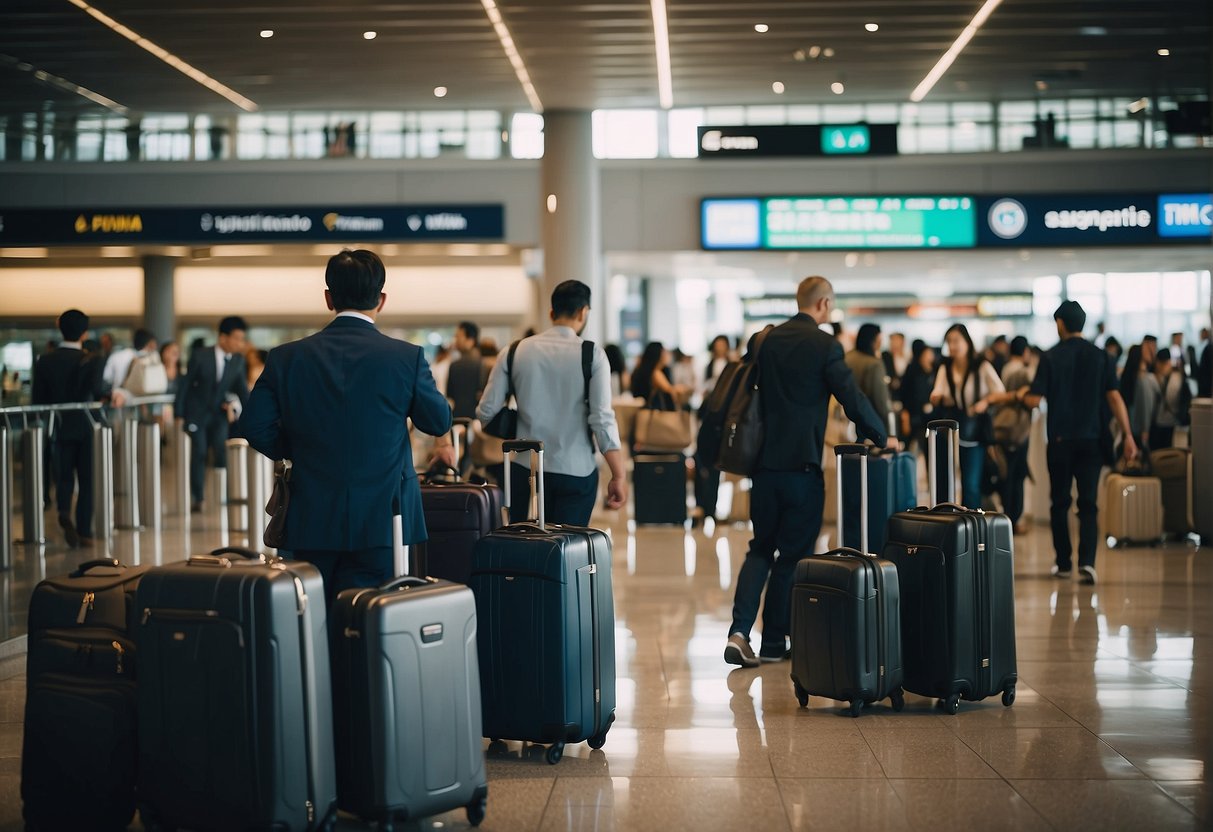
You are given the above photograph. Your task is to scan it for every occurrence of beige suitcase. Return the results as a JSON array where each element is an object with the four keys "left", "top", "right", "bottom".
[{"left": 1103, "top": 473, "right": 1164, "bottom": 545}]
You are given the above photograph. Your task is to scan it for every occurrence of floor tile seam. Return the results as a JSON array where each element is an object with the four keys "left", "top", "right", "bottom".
[
  {"left": 1146, "top": 780, "right": 1204, "bottom": 820},
  {"left": 999, "top": 778, "right": 1067, "bottom": 831}
]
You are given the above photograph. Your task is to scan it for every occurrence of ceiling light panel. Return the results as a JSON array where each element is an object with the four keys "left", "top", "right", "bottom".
[
  {"left": 910, "top": 0, "right": 1005, "bottom": 103},
  {"left": 651, "top": 0, "right": 674, "bottom": 109},
  {"left": 65, "top": 0, "right": 258, "bottom": 111},
  {"left": 480, "top": 0, "right": 543, "bottom": 112},
  {"left": 0, "top": 52, "right": 127, "bottom": 113}
]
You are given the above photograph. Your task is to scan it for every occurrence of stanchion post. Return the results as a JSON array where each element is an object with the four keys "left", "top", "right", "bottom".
[
  {"left": 91, "top": 417, "right": 115, "bottom": 542},
  {"left": 20, "top": 422, "right": 46, "bottom": 544},
  {"left": 115, "top": 414, "right": 141, "bottom": 529},
  {"left": 137, "top": 420, "right": 162, "bottom": 530},
  {"left": 174, "top": 428, "right": 191, "bottom": 517},
  {"left": 247, "top": 448, "right": 271, "bottom": 553},
  {"left": 226, "top": 438, "right": 249, "bottom": 532},
  {"left": 0, "top": 423, "right": 11, "bottom": 569}
]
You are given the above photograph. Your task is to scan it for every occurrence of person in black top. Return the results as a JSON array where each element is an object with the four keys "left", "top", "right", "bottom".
[
  {"left": 446, "top": 320, "right": 488, "bottom": 420},
  {"left": 32, "top": 309, "right": 108, "bottom": 547},
  {"left": 1020, "top": 301, "right": 1137, "bottom": 585},
  {"left": 898, "top": 340, "right": 936, "bottom": 459},
  {"left": 724, "top": 276, "right": 896, "bottom": 668}
]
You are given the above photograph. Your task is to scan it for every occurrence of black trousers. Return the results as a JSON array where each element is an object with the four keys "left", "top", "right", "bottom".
[
  {"left": 54, "top": 435, "right": 94, "bottom": 534},
  {"left": 1046, "top": 439, "right": 1103, "bottom": 571},
  {"left": 1149, "top": 425, "right": 1175, "bottom": 451},
  {"left": 188, "top": 416, "right": 230, "bottom": 503},
  {"left": 693, "top": 446, "right": 721, "bottom": 517},
  {"left": 291, "top": 546, "right": 394, "bottom": 611},
  {"left": 507, "top": 463, "right": 599, "bottom": 527},
  {"left": 999, "top": 442, "right": 1030, "bottom": 525}
]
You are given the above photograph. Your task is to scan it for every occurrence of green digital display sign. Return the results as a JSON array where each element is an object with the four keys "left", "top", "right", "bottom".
[
  {"left": 821, "top": 125, "right": 871, "bottom": 155},
  {"left": 761, "top": 196, "right": 976, "bottom": 249}
]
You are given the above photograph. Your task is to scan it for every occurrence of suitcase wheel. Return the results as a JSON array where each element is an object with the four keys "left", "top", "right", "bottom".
[
  {"left": 939, "top": 694, "right": 962, "bottom": 715},
  {"left": 545, "top": 743, "right": 565, "bottom": 765},
  {"left": 1002, "top": 686, "right": 1016, "bottom": 707},
  {"left": 587, "top": 712, "right": 616, "bottom": 750},
  {"left": 793, "top": 682, "right": 809, "bottom": 709},
  {"left": 466, "top": 795, "right": 487, "bottom": 827},
  {"left": 890, "top": 689, "right": 905, "bottom": 712},
  {"left": 846, "top": 699, "right": 864, "bottom": 718}
]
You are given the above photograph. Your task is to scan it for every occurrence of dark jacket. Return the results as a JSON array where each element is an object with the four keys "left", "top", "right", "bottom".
[
  {"left": 1199, "top": 342, "right": 1212, "bottom": 399},
  {"left": 32, "top": 347, "right": 106, "bottom": 441},
  {"left": 446, "top": 350, "right": 488, "bottom": 420},
  {"left": 239, "top": 316, "right": 452, "bottom": 550},
  {"left": 175, "top": 345, "right": 249, "bottom": 431},
  {"left": 758, "top": 314, "right": 888, "bottom": 471}
]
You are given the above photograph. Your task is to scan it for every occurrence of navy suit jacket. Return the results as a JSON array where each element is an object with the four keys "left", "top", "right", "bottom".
[
  {"left": 239, "top": 316, "right": 452, "bottom": 550},
  {"left": 176, "top": 345, "right": 249, "bottom": 430}
]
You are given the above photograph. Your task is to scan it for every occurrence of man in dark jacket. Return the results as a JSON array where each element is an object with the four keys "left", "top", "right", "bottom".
[
  {"left": 240, "top": 250, "right": 454, "bottom": 603},
  {"left": 32, "top": 308, "right": 107, "bottom": 547},
  {"left": 176, "top": 315, "right": 250, "bottom": 512},
  {"left": 725, "top": 276, "right": 896, "bottom": 668}
]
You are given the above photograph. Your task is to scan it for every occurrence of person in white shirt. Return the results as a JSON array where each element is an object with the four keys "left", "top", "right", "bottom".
[
  {"left": 103, "top": 328, "right": 158, "bottom": 405},
  {"left": 477, "top": 280, "right": 626, "bottom": 526}
]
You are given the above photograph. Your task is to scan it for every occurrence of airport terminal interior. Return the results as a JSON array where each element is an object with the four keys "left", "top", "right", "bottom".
[{"left": 1, "top": 1, "right": 1212, "bottom": 830}]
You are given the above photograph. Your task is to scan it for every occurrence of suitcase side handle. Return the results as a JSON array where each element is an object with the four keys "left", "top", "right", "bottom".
[
  {"left": 381, "top": 575, "right": 434, "bottom": 592},
  {"left": 71, "top": 558, "right": 122, "bottom": 577},
  {"left": 209, "top": 546, "right": 267, "bottom": 560}
]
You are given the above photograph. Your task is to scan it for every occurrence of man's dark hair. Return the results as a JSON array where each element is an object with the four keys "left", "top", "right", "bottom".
[
  {"left": 911, "top": 338, "right": 927, "bottom": 359},
  {"left": 133, "top": 328, "right": 156, "bottom": 351},
  {"left": 1142, "top": 334, "right": 1158, "bottom": 346},
  {"left": 326, "top": 249, "right": 386, "bottom": 311},
  {"left": 551, "top": 280, "right": 592, "bottom": 319},
  {"left": 1054, "top": 300, "right": 1086, "bottom": 335},
  {"left": 58, "top": 309, "right": 89, "bottom": 342},
  {"left": 218, "top": 315, "right": 248, "bottom": 336},
  {"left": 457, "top": 321, "right": 480, "bottom": 344},
  {"left": 856, "top": 323, "right": 881, "bottom": 354},
  {"left": 1010, "top": 335, "right": 1029, "bottom": 357}
]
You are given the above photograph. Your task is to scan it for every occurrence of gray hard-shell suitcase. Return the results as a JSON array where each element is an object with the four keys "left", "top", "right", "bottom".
[
  {"left": 470, "top": 441, "right": 616, "bottom": 765},
  {"left": 883, "top": 421, "right": 1018, "bottom": 715},
  {"left": 135, "top": 547, "right": 337, "bottom": 832},
  {"left": 791, "top": 445, "right": 905, "bottom": 717},
  {"left": 332, "top": 576, "right": 488, "bottom": 830}
]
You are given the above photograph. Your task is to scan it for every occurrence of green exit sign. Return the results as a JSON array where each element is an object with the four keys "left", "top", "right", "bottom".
[{"left": 822, "top": 125, "right": 871, "bottom": 155}]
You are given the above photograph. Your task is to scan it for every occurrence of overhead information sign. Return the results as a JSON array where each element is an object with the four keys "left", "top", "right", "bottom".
[
  {"left": 698, "top": 124, "right": 898, "bottom": 158},
  {"left": 1157, "top": 193, "right": 1213, "bottom": 238},
  {"left": 703, "top": 196, "right": 976, "bottom": 250},
  {"left": 977, "top": 195, "right": 1159, "bottom": 246},
  {"left": 0, "top": 204, "right": 505, "bottom": 246}
]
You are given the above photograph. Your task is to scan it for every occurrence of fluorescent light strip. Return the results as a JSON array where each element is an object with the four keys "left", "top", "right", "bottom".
[
  {"left": 909, "top": 0, "right": 1004, "bottom": 103},
  {"left": 65, "top": 0, "right": 258, "bottom": 111},
  {"left": 650, "top": 0, "right": 673, "bottom": 109},
  {"left": 1, "top": 53, "right": 127, "bottom": 113},
  {"left": 480, "top": 0, "right": 543, "bottom": 113}
]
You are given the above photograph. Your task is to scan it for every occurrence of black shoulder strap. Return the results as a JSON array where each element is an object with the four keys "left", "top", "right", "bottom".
[
  {"left": 504, "top": 339, "right": 520, "bottom": 402},
  {"left": 582, "top": 340, "right": 596, "bottom": 447}
]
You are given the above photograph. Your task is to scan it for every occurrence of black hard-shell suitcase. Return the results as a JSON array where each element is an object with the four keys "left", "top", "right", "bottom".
[
  {"left": 791, "top": 445, "right": 905, "bottom": 717},
  {"left": 632, "top": 451, "right": 687, "bottom": 524},
  {"left": 419, "top": 422, "right": 505, "bottom": 583},
  {"left": 469, "top": 440, "right": 616, "bottom": 765},
  {"left": 841, "top": 449, "right": 918, "bottom": 553},
  {"left": 135, "top": 547, "right": 337, "bottom": 832},
  {"left": 883, "top": 420, "right": 1018, "bottom": 714},
  {"left": 332, "top": 576, "right": 488, "bottom": 830},
  {"left": 22, "top": 559, "right": 147, "bottom": 832}
]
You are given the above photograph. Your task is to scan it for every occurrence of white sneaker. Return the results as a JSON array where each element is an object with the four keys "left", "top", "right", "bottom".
[
  {"left": 1079, "top": 566, "right": 1097, "bottom": 585},
  {"left": 1051, "top": 565, "right": 1071, "bottom": 579}
]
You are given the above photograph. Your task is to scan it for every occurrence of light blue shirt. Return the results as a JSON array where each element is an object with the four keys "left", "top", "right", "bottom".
[{"left": 477, "top": 326, "right": 622, "bottom": 477}]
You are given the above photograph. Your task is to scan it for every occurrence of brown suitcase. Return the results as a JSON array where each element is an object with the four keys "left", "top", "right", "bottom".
[
  {"left": 1150, "top": 448, "right": 1194, "bottom": 536},
  {"left": 1103, "top": 473, "right": 1164, "bottom": 545}
]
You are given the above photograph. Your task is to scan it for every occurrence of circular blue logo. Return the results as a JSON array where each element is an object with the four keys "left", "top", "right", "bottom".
[{"left": 988, "top": 199, "right": 1027, "bottom": 240}]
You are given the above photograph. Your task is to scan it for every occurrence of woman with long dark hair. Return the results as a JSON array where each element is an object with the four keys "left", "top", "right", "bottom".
[
  {"left": 929, "top": 324, "right": 1014, "bottom": 508},
  {"left": 630, "top": 341, "right": 687, "bottom": 408},
  {"left": 1119, "top": 344, "right": 1159, "bottom": 453},
  {"left": 604, "top": 343, "right": 629, "bottom": 398}
]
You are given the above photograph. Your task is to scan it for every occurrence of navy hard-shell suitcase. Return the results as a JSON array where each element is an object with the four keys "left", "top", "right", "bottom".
[
  {"left": 791, "top": 446, "right": 905, "bottom": 717},
  {"left": 22, "top": 559, "right": 148, "bottom": 832},
  {"left": 883, "top": 420, "right": 1018, "bottom": 714},
  {"left": 332, "top": 576, "right": 488, "bottom": 830},
  {"left": 135, "top": 547, "right": 337, "bottom": 832},
  {"left": 841, "top": 449, "right": 917, "bottom": 553},
  {"left": 469, "top": 441, "right": 616, "bottom": 765}
]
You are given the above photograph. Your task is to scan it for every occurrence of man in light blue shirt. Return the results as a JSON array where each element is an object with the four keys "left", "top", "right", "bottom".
[{"left": 478, "top": 280, "right": 626, "bottom": 526}]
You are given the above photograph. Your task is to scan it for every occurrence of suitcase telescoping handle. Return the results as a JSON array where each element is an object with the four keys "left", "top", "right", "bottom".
[
  {"left": 926, "top": 419, "right": 959, "bottom": 508},
  {"left": 451, "top": 417, "right": 473, "bottom": 472},
  {"left": 392, "top": 496, "right": 408, "bottom": 577},
  {"left": 834, "top": 444, "right": 870, "bottom": 556},
  {"left": 502, "top": 439, "right": 545, "bottom": 531},
  {"left": 71, "top": 558, "right": 122, "bottom": 577}
]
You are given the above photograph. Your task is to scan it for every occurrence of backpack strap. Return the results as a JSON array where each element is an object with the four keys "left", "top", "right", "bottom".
[
  {"left": 582, "top": 340, "right": 596, "bottom": 448},
  {"left": 504, "top": 339, "right": 520, "bottom": 404}
]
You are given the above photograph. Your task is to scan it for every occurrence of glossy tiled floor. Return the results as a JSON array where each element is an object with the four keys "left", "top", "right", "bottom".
[{"left": 0, "top": 476, "right": 1209, "bottom": 831}]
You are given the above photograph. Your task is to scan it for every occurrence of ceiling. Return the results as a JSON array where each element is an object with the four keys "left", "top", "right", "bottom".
[{"left": 0, "top": 0, "right": 1209, "bottom": 118}]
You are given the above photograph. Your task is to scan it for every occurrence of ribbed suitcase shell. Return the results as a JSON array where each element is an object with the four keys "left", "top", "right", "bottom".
[
  {"left": 470, "top": 524, "right": 616, "bottom": 761},
  {"left": 419, "top": 480, "right": 504, "bottom": 584},
  {"left": 22, "top": 562, "right": 147, "bottom": 832},
  {"left": 1150, "top": 448, "right": 1194, "bottom": 536},
  {"left": 332, "top": 579, "right": 487, "bottom": 828},
  {"left": 1104, "top": 473, "right": 1164, "bottom": 544},
  {"left": 135, "top": 553, "right": 336, "bottom": 832}
]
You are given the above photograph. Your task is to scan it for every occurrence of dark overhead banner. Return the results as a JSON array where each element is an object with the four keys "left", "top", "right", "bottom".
[
  {"left": 976, "top": 194, "right": 1161, "bottom": 247},
  {"left": 0, "top": 204, "right": 505, "bottom": 246},
  {"left": 697, "top": 124, "right": 899, "bottom": 158}
]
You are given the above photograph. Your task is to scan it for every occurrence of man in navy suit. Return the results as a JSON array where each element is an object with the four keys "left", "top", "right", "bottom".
[
  {"left": 240, "top": 250, "right": 454, "bottom": 602},
  {"left": 176, "top": 315, "right": 250, "bottom": 512}
]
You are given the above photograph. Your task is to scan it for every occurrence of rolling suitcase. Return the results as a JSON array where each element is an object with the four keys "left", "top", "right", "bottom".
[
  {"left": 418, "top": 419, "right": 505, "bottom": 583},
  {"left": 632, "top": 451, "right": 687, "bottom": 524},
  {"left": 469, "top": 440, "right": 616, "bottom": 765},
  {"left": 1103, "top": 469, "right": 1164, "bottom": 545},
  {"left": 135, "top": 547, "right": 337, "bottom": 832},
  {"left": 22, "top": 559, "right": 147, "bottom": 832},
  {"left": 332, "top": 575, "right": 488, "bottom": 830},
  {"left": 883, "top": 420, "right": 1018, "bottom": 715},
  {"left": 1193, "top": 398, "right": 1213, "bottom": 542},
  {"left": 1150, "top": 448, "right": 1194, "bottom": 537},
  {"left": 841, "top": 449, "right": 917, "bottom": 554},
  {"left": 791, "top": 445, "right": 905, "bottom": 718}
]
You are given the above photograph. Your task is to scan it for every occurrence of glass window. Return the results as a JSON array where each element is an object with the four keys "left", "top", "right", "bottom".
[
  {"left": 668, "top": 108, "right": 704, "bottom": 157},
  {"left": 465, "top": 126, "right": 501, "bottom": 159},
  {"left": 917, "top": 125, "right": 950, "bottom": 153},
  {"left": 744, "top": 106, "right": 786, "bottom": 125},
  {"left": 915, "top": 103, "right": 950, "bottom": 124},
  {"left": 1114, "top": 121, "right": 1142, "bottom": 147},
  {"left": 593, "top": 110, "right": 658, "bottom": 159},
  {"left": 951, "top": 102, "right": 992, "bottom": 120},
  {"left": 1161, "top": 272, "right": 1199, "bottom": 311},
  {"left": 821, "top": 104, "right": 865, "bottom": 123},
  {"left": 897, "top": 125, "right": 918, "bottom": 154},
  {"left": 704, "top": 106, "right": 745, "bottom": 124},
  {"left": 999, "top": 123, "right": 1034, "bottom": 152},
  {"left": 466, "top": 111, "right": 501, "bottom": 129},
  {"left": 1107, "top": 273, "right": 1161, "bottom": 315},
  {"left": 786, "top": 105, "right": 820, "bottom": 123},
  {"left": 1068, "top": 120, "right": 1097, "bottom": 149},
  {"left": 864, "top": 103, "right": 898, "bottom": 122},
  {"left": 951, "top": 123, "right": 993, "bottom": 152},
  {"left": 510, "top": 112, "right": 543, "bottom": 159}
]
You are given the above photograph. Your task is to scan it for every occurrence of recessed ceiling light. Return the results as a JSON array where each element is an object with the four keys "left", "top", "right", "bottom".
[
  {"left": 823, "top": 47, "right": 835, "bottom": 57},
  {"left": 1079, "top": 25, "right": 1107, "bottom": 36},
  {"left": 1157, "top": 47, "right": 1170, "bottom": 56},
  {"left": 831, "top": 81, "right": 845, "bottom": 95},
  {"left": 808, "top": 45, "right": 822, "bottom": 59},
  {"left": 793, "top": 49, "right": 806, "bottom": 61},
  {"left": 1128, "top": 98, "right": 1149, "bottom": 114},
  {"left": 259, "top": 29, "right": 274, "bottom": 38},
  {"left": 865, "top": 23, "right": 879, "bottom": 32},
  {"left": 1035, "top": 80, "right": 1048, "bottom": 91},
  {"left": 363, "top": 30, "right": 377, "bottom": 40},
  {"left": 754, "top": 23, "right": 769, "bottom": 33},
  {"left": 771, "top": 81, "right": 785, "bottom": 94},
  {"left": 433, "top": 86, "right": 448, "bottom": 98}
]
